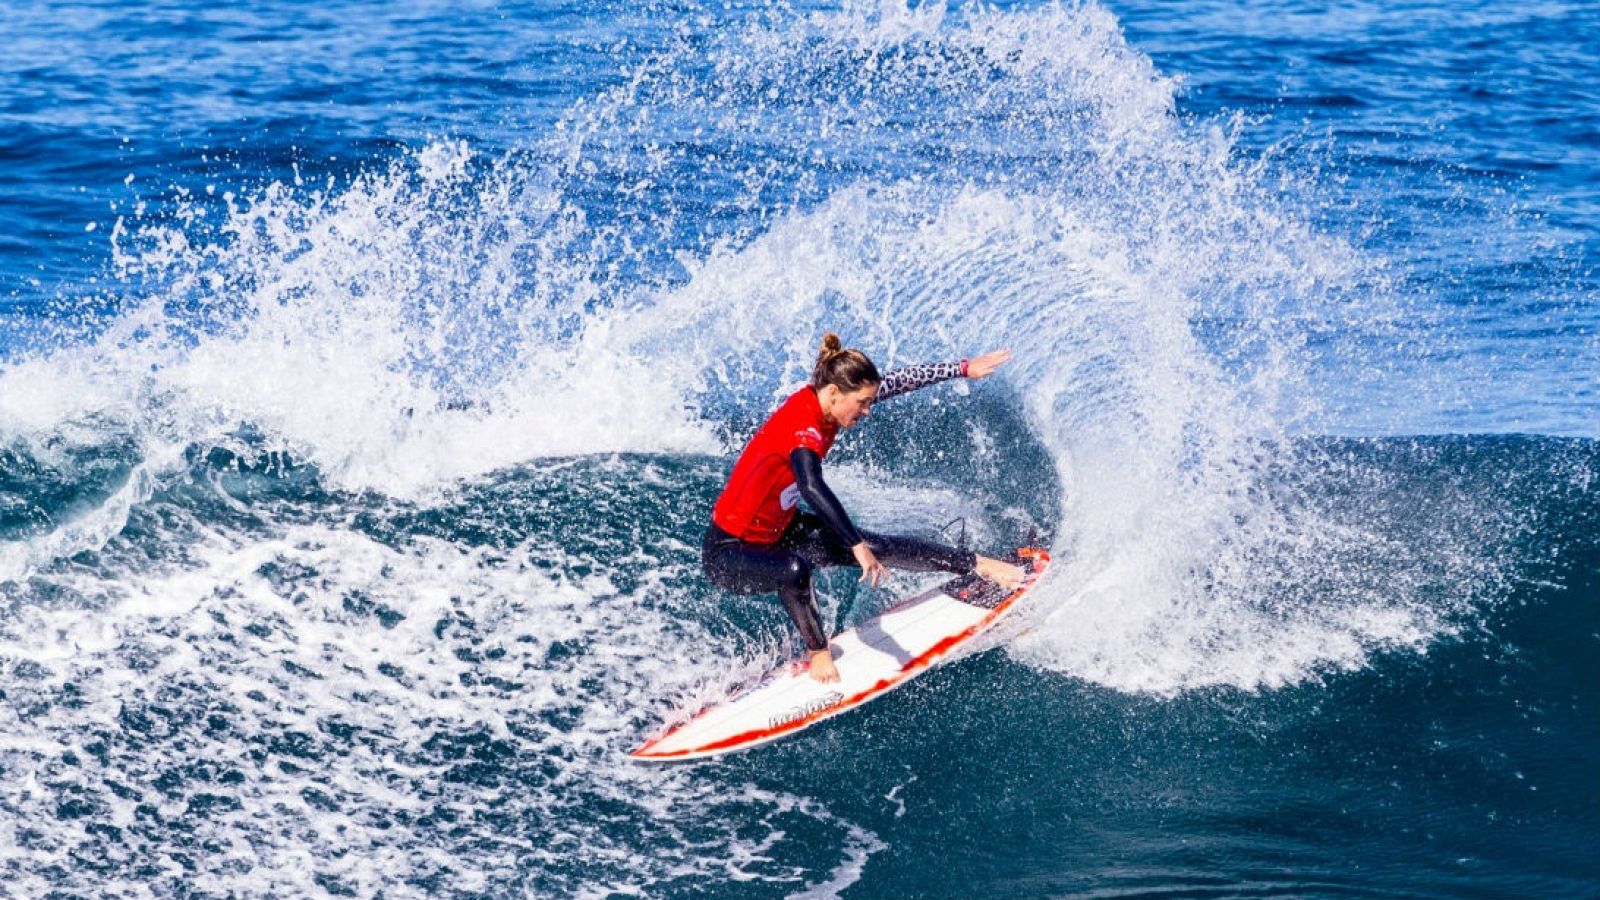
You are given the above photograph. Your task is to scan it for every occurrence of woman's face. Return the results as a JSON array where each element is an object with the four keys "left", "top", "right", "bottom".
[{"left": 821, "top": 383, "right": 879, "bottom": 429}]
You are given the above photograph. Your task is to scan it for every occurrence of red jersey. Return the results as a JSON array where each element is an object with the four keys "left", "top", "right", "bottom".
[{"left": 711, "top": 387, "right": 837, "bottom": 543}]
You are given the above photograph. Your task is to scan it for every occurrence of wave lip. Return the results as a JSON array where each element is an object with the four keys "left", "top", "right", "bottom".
[{"left": 2, "top": 0, "right": 1557, "bottom": 701}]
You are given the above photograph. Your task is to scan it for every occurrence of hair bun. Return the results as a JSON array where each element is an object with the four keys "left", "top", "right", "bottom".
[{"left": 811, "top": 333, "right": 881, "bottom": 393}]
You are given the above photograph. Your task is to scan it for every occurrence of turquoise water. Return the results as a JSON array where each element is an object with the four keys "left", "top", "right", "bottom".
[{"left": 1, "top": 1, "right": 1595, "bottom": 896}]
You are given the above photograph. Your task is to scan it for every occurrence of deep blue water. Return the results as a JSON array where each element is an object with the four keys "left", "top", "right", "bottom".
[{"left": 0, "top": 1, "right": 1596, "bottom": 897}]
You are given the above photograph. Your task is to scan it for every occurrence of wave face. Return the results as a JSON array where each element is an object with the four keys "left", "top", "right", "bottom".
[{"left": 1, "top": 0, "right": 1595, "bottom": 897}]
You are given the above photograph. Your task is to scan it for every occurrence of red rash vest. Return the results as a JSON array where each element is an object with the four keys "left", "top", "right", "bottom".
[{"left": 711, "top": 387, "right": 837, "bottom": 543}]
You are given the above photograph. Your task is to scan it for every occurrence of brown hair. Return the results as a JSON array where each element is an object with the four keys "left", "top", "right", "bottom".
[{"left": 810, "top": 333, "right": 881, "bottom": 393}]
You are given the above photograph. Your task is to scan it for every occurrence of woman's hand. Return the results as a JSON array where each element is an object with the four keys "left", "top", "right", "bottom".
[
  {"left": 965, "top": 349, "right": 1013, "bottom": 379},
  {"left": 853, "top": 542, "right": 888, "bottom": 587}
]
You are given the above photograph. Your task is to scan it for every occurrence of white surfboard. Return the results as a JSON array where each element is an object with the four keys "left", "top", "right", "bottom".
[{"left": 630, "top": 547, "right": 1050, "bottom": 761}]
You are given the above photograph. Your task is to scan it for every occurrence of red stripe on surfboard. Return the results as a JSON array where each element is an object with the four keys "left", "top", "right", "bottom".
[{"left": 630, "top": 547, "right": 1050, "bottom": 760}]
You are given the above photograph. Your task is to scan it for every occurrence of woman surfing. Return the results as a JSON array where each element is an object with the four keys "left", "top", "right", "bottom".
[{"left": 703, "top": 334, "right": 1025, "bottom": 684}]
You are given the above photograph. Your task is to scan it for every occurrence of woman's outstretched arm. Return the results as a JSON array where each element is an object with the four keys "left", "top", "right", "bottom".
[{"left": 876, "top": 348, "right": 1012, "bottom": 402}]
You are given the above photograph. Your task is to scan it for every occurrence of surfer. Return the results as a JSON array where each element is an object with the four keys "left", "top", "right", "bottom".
[{"left": 702, "top": 334, "right": 1025, "bottom": 684}]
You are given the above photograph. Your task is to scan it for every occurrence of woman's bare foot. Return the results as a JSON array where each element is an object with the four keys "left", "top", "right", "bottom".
[
  {"left": 808, "top": 648, "right": 840, "bottom": 683},
  {"left": 975, "top": 555, "right": 1025, "bottom": 588}
]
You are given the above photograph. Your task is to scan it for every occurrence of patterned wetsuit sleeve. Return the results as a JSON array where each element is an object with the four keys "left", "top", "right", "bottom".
[{"left": 876, "top": 361, "right": 965, "bottom": 402}]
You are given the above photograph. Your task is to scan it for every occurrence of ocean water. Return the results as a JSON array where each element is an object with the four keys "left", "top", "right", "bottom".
[{"left": 0, "top": 0, "right": 1595, "bottom": 897}]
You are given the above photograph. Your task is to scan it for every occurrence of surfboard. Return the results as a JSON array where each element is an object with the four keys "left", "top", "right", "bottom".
[{"left": 629, "top": 546, "right": 1050, "bottom": 762}]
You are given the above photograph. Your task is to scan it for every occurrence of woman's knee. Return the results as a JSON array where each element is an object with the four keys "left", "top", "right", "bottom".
[{"left": 781, "top": 555, "right": 812, "bottom": 589}]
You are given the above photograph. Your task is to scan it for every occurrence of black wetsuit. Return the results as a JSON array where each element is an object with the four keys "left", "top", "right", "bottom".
[{"left": 702, "top": 361, "right": 977, "bottom": 651}]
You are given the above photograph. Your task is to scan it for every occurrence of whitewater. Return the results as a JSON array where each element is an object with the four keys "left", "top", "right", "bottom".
[{"left": 0, "top": 1, "right": 1594, "bottom": 897}]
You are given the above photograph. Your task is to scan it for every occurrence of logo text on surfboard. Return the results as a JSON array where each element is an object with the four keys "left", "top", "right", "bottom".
[{"left": 768, "top": 692, "right": 844, "bottom": 729}]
